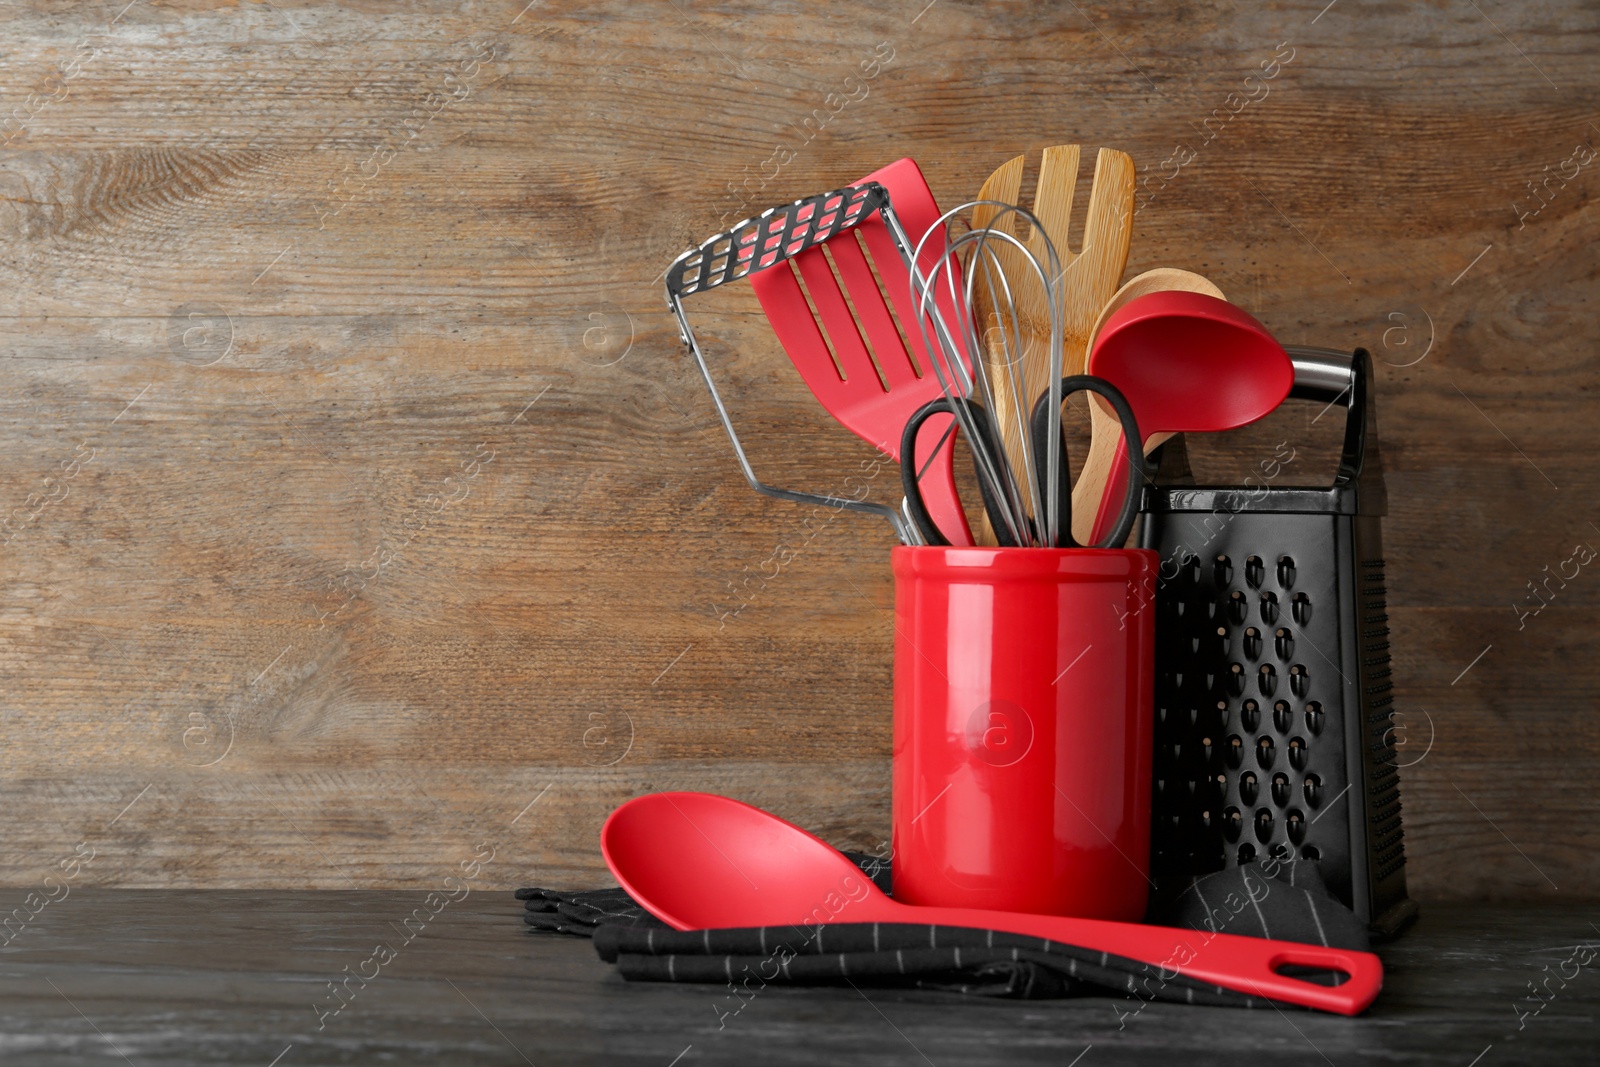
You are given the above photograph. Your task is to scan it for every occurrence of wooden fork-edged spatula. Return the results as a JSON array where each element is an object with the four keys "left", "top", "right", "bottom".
[{"left": 970, "top": 146, "right": 1136, "bottom": 544}]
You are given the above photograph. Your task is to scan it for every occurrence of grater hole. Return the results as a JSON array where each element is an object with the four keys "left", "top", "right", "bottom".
[
  {"left": 1289, "top": 664, "right": 1309, "bottom": 698},
  {"left": 1303, "top": 773, "right": 1322, "bottom": 807},
  {"left": 1277, "top": 555, "right": 1296, "bottom": 589},
  {"left": 1274, "top": 627, "right": 1295, "bottom": 661},
  {"left": 1256, "top": 735, "right": 1276, "bottom": 769},
  {"left": 1271, "top": 772, "right": 1290, "bottom": 807},
  {"left": 1181, "top": 554, "right": 1201, "bottom": 585},
  {"left": 1304, "top": 701, "right": 1324, "bottom": 735},
  {"left": 1286, "top": 809, "right": 1306, "bottom": 845},
  {"left": 1228, "top": 662, "right": 1246, "bottom": 696},
  {"left": 1273, "top": 699, "right": 1292, "bottom": 733},
  {"left": 1259, "top": 590, "right": 1280, "bottom": 624},
  {"left": 1292, "top": 592, "right": 1312, "bottom": 625},
  {"left": 1228, "top": 590, "right": 1248, "bottom": 625},
  {"left": 1243, "top": 626, "right": 1262, "bottom": 661},
  {"left": 1226, "top": 735, "right": 1244, "bottom": 768},
  {"left": 1214, "top": 555, "right": 1233, "bottom": 587},
  {"left": 1238, "top": 843, "right": 1257, "bottom": 864},
  {"left": 1288, "top": 736, "right": 1308, "bottom": 771},
  {"left": 1300, "top": 844, "right": 1321, "bottom": 861},
  {"left": 1257, "top": 663, "right": 1277, "bottom": 697},
  {"left": 1239, "top": 771, "right": 1259, "bottom": 804},
  {"left": 1241, "top": 699, "right": 1260, "bottom": 732},
  {"left": 1245, "top": 555, "right": 1265, "bottom": 588},
  {"left": 1254, "top": 808, "right": 1274, "bottom": 842},
  {"left": 1223, "top": 806, "right": 1243, "bottom": 841}
]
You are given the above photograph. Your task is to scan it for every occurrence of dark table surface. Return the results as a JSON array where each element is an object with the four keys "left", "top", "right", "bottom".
[{"left": 1, "top": 890, "right": 1595, "bottom": 1066}]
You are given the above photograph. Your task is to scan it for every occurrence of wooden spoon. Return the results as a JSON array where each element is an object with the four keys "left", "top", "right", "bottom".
[{"left": 969, "top": 146, "right": 1136, "bottom": 545}]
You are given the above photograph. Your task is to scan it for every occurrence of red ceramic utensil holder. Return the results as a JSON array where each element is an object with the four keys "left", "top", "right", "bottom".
[{"left": 892, "top": 545, "right": 1158, "bottom": 920}]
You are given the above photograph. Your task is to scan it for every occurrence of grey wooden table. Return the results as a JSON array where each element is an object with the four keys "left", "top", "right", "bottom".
[{"left": 1, "top": 891, "right": 1595, "bottom": 1065}]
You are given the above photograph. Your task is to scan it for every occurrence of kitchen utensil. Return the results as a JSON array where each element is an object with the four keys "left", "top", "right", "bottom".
[
  {"left": 908, "top": 204, "right": 1049, "bottom": 544},
  {"left": 1070, "top": 268, "right": 1225, "bottom": 544},
  {"left": 897, "top": 396, "right": 1019, "bottom": 545},
  {"left": 896, "top": 204, "right": 1066, "bottom": 546},
  {"left": 898, "top": 375, "right": 1145, "bottom": 549},
  {"left": 905, "top": 197, "right": 1094, "bottom": 546},
  {"left": 602, "top": 791, "right": 1384, "bottom": 1015},
  {"left": 666, "top": 181, "right": 928, "bottom": 543},
  {"left": 748, "top": 158, "right": 974, "bottom": 545},
  {"left": 1086, "top": 268, "right": 1228, "bottom": 449},
  {"left": 969, "top": 146, "right": 1137, "bottom": 543},
  {"left": 892, "top": 544, "right": 1158, "bottom": 919},
  {"left": 1141, "top": 346, "right": 1417, "bottom": 939},
  {"left": 1075, "top": 291, "right": 1294, "bottom": 545}
]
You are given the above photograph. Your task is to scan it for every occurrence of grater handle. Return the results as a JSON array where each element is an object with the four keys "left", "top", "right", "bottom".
[
  {"left": 1285, "top": 346, "right": 1382, "bottom": 499},
  {"left": 1285, "top": 345, "right": 1354, "bottom": 402}
]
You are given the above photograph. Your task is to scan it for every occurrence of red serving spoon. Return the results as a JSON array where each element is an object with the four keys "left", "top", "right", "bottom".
[
  {"left": 1073, "top": 291, "right": 1294, "bottom": 545},
  {"left": 602, "top": 792, "right": 1383, "bottom": 1016}
]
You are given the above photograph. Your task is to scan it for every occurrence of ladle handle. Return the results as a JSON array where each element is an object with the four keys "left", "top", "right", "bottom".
[{"left": 893, "top": 904, "right": 1383, "bottom": 1015}]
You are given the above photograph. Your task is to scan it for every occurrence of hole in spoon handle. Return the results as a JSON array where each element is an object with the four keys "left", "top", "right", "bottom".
[{"left": 1186, "top": 945, "right": 1383, "bottom": 1016}]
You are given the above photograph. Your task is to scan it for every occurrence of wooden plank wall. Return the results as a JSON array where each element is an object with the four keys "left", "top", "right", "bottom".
[{"left": 0, "top": 0, "right": 1595, "bottom": 896}]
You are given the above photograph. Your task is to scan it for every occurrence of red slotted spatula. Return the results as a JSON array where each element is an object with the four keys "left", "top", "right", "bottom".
[{"left": 749, "top": 158, "right": 974, "bottom": 545}]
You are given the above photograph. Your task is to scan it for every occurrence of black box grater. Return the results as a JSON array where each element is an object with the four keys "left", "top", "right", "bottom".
[{"left": 1138, "top": 346, "right": 1417, "bottom": 939}]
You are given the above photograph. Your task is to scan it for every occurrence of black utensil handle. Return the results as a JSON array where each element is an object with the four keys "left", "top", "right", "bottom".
[
  {"left": 900, "top": 397, "right": 1019, "bottom": 547},
  {"left": 1030, "top": 375, "right": 1146, "bottom": 549}
]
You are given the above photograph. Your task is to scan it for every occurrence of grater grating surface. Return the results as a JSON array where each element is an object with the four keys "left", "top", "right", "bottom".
[{"left": 1140, "top": 347, "right": 1416, "bottom": 938}]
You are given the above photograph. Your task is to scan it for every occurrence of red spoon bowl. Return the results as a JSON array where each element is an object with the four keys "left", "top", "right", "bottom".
[
  {"left": 1093, "top": 290, "right": 1292, "bottom": 426},
  {"left": 1080, "top": 290, "right": 1294, "bottom": 544},
  {"left": 602, "top": 791, "right": 1383, "bottom": 1016}
]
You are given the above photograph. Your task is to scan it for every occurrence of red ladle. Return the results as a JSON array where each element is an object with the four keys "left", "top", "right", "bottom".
[
  {"left": 601, "top": 792, "right": 1382, "bottom": 1016},
  {"left": 1073, "top": 291, "right": 1294, "bottom": 545}
]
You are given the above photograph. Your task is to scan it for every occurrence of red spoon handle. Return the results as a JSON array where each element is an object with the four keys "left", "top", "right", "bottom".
[
  {"left": 1088, "top": 433, "right": 1134, "bottom": 546},
  {"left": 891, "top": 903, "right": 1382, "bottom": 1015},
  {"left": 914, "top": 418, "right": 974, "bottom": 545}
]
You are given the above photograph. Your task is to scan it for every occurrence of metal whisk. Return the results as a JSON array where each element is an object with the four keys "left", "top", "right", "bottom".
[{"left": 906, "top": 202, "right": 1068, "bottom": 547}]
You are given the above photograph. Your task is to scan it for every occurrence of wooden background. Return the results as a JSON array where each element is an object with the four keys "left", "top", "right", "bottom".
[{"left": 0, "top": 0, "right": 1595, "bottom": 897}]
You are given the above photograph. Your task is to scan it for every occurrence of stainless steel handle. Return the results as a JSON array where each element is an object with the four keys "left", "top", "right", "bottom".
[{"left": 1286, "top": 345, "right": 1355, "bottom": 404}]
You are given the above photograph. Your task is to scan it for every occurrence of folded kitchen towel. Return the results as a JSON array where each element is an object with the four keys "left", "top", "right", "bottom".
[{"left": 517, "top": 854, "right": 1366, "bottom": 1005}]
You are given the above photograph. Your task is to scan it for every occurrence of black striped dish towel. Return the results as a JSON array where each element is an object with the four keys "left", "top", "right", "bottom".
[{"left": 517, "top": 857, "right": 1367, "bottom": 1004}]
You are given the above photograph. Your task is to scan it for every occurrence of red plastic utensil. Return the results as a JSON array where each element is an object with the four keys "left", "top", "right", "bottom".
[
  {"left": 1074, "top": 291, "right": 1294, "bottom": 545},
  {"left": 602, "top": 791, "right": 1384, "bottom": 1016},
  {"left": 749, "top": 158, "right": 974, "bottom": 545}
]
